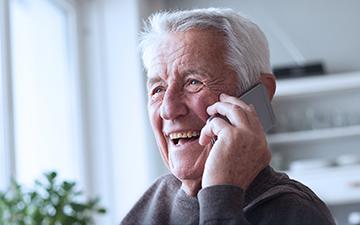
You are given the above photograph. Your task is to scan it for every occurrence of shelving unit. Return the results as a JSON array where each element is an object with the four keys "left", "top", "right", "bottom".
[
  {"left": 287, "top": 165, "right": 360, "bottom": 205},
  {"left": 274, "top": 71, "right": 360, "bottom": 98},
  {"left": 267, "top": 71, "right": 360, "bottom": 207},
  {"left": 268, "top": 125, "right": 360, "bottom": 144}
]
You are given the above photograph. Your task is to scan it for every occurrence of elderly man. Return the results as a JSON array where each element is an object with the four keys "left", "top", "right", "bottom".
[{"left": 121, "top": 8, "right": 335, "bottom": 225}]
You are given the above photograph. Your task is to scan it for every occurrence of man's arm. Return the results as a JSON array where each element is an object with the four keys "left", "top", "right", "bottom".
[{"left": 198, "top": 185, "right": 251, "bottom": 225}]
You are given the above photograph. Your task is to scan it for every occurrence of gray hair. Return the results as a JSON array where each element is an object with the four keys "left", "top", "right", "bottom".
[{"left": 139, "top": 8, "right": 272, "bottom": 92}]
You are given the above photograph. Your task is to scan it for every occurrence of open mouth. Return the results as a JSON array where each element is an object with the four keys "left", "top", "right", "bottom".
[{"left": 169, "top": 131, "right": 200, "bottom": 145}]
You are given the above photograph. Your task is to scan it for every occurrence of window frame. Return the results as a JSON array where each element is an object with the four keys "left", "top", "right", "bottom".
[{"left": 0, "top": 0, "right": 16, "bottom": 190}]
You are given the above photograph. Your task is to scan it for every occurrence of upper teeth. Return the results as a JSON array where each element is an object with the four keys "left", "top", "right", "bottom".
[{"left": 169, "top": 131, "right": 199, "bottom": 140}]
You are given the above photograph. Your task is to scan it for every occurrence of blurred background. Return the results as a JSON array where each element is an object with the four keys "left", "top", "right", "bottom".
[{"left": 0, "top": 0, "right": 359, "bottom": 224}]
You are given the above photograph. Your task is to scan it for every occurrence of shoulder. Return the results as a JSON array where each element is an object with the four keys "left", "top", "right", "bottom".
[
  {"left": 120, "top": 173, "right": 181, "bottom": 225},
  {"left": 144, "top": 173, "right": 181, "bottom": 197},
  {"left": 246, "top": 192, "right": 335, "bottom": 225},
  {"left": 136, "top": 173, "right": 181, "bottom": 205},
  {"left": 245, "top": 169, "right": 335, "bottom": 225},
  {"left": 248, "top": 167, "right": 327, "bottom": 205},
  {"left": 154, "top": 173, "right": 182, "bottom": 189}
]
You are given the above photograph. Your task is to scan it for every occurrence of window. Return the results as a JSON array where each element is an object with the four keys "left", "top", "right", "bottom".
[
  {"left": 2, "top": 0, "right": 85, "bottom": 187},
  {"left": 1, "top": 0, "right": 150, "bottom": 223}
]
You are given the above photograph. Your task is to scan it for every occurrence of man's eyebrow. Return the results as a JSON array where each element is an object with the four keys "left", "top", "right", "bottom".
[
  {"left": 182, "top": 69, "right": 210, "bottom": 78},
  {"left": 182, "top": 69, "right": 198, "bottom": 76},
  {"left": 147, "top": 69, "right": 209, "bottom": 87},
  {"left": 147, "top": 77, "right": 162, "bottom": 88}
]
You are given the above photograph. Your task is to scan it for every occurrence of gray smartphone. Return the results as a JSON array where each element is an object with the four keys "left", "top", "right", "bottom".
[
  {"left": 208, "top": 83, "right": 276, "bottom": 133},
  {"left": 239, "top": 83, "right": 276, "bottom": 132}
]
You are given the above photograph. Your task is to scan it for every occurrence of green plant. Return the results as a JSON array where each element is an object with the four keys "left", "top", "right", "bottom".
[{"left": 0, "top": 171, "right": 106, "bottom": 225}]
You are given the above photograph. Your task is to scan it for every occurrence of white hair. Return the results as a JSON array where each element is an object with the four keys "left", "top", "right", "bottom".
[{"left": 139, "top": 8, "right": 272, "bottom": 92}]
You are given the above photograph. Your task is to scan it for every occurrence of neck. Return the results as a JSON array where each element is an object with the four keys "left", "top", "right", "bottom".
[{"left": 180, "top": 179, "right": 202, "bottom": 196}]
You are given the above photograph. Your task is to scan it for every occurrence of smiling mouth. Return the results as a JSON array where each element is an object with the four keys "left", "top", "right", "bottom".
[{"left": 169, "top": 131, "right": 200, "bottom": 145}]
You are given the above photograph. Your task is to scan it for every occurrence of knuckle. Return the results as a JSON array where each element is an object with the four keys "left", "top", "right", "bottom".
[
  {"left": 246, "top": 105, "right": 255, "bottom": 113},
  {"left": 231, "top": 104, "right": 243, "bottom": 112}
]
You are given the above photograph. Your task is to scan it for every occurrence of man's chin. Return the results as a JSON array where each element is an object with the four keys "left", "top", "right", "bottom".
[{"left": 167, "top": 145, "right": 209, "bottom": 181}]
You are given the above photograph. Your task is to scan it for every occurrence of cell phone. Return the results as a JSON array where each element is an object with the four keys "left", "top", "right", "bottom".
[
  {"left": 239, "top": 83, "right": 276, "bottom": 132},
  {"left": 208, "top": 83, "right": 276, "bottom": 133}
]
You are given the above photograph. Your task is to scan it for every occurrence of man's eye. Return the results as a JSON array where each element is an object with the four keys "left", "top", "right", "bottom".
[
  {"left": 186, "top": 79, "right": 204, "bottom": 93},
  {"left": 151, "top": 86, "right": 164, "bottom": 95},
  {"left": 189, "top": 79, "right": 201, "bottom": 85}
]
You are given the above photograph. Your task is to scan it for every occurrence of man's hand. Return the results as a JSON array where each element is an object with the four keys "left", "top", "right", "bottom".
[{"left": 199, "top": 93, "right": 271, "bottom": 190}]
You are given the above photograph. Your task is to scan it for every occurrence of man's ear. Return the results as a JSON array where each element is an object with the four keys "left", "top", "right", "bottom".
[{"left": 260, "top": 73, "right": 276, "bottom": 100}]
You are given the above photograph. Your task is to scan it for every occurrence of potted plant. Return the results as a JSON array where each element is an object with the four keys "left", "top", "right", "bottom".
[{"left": 0, "top": 171, "right": 106, "bottom": 225}]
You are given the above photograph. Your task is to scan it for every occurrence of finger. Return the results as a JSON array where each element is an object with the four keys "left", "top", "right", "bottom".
[
  {"left": 246, "top": 104, "right": 264, "bottom": 131},
  {"left": 207, "top": 102, "right": 250, "bottom": 128},
  {"left": 219, "top": 93, "right": 253, "bottom": 112},
  {"left": 199, "top": 117, "right": 230, "bottom": 145},
  {"left": 208, "top": 114, "right": 230, "bottom": 124},
  {"left": 220, "top": 93, "right": 264, "bottom": 131},
  {"left": 199, "top": 122, "right": 214, "bottom": 146}
]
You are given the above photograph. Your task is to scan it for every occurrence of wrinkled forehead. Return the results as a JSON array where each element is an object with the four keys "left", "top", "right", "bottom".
[
  {"left": 144, "top": 29, "right": 227, "bottom": 79},
  {"left": 143, "top": 32, "right": 187, "bottom": 78}
]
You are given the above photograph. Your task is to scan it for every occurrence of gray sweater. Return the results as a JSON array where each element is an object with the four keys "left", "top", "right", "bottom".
[{"left": 120, "top": 166, "right": 335, "bottom": 225}]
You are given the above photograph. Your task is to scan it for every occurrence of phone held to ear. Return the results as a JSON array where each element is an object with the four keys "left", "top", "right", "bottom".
[
  {"left": 208, "top": 82, "right": 276, "bottom": 133},
  {"left": 239, "top": 83, "right": 276, "bottom": 132}
]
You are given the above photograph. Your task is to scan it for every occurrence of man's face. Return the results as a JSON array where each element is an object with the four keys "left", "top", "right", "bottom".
[{"left": 147, "top": 29, "right": 238, "bottom": 181}]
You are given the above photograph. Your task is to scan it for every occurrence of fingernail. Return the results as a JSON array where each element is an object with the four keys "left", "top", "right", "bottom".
[{"left": 206, "top": 105, "right": 213, "bottom": 114}]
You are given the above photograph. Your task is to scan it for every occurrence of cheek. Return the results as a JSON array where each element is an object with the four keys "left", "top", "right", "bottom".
[
  {"left": 148, "top": 105, "right": 168, "bottom": 152},
  {"left": 191, "top": 93, "right": 218, "bottom": 120},
  {"left": 148, "top": 105, "right": 162, "bottom": 136},
  {"left": 149, "top": 104, "right": 170, "bottom": 167}
]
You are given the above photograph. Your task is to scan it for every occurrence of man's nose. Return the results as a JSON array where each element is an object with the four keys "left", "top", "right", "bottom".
[{"left": 160, "top": 87, "right": 188, "bottom": 120}]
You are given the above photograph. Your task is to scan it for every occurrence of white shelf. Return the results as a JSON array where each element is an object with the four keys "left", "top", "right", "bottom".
[
  {"left": 275, "top": 71, "right": 360, "bottom": 99},
  {"left": 267, "top": 125, "right": 360, "bottom": 145},
  {"left": 286, "top": 165, "right": 360, "bottom": 205},
  {"left": 269, "top": 71, "right": 360, "bottom": 207}
]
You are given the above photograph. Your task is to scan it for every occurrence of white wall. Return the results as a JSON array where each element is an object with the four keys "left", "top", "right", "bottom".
[
  {"left": 102, "top": 1, "right": 151, "bottom": 220},
  {"left": 80, "top": 0, "right": 158, "bottom": 223},
  {"left": 165, "top": 0, "right": 360, "bottom": 73}
]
